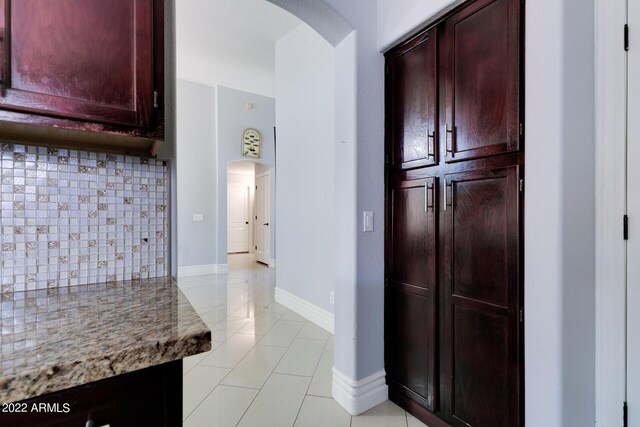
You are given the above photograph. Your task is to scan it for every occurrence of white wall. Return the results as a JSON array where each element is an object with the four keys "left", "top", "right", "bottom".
[
  {"left": 333, "top": 31, "right": 358, "bottom": 378},
  {"left": 216, "top": 86, "right": 276, "bottom": 265},
  {"left": 322, "top": 0, "right": 386, "bottom": 386},
  {"left": 176, "top": 80, "right": 217, "bottom": 269},
  {"left": 275, "top": 24, "right": 336, "bottom": 313},
  {"left": 526, "top": 0, "right": 596, "bottom": 426}
]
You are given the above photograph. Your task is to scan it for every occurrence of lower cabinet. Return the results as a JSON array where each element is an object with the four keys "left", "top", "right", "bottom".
[
  {"left": 386, "top": 177, "right": 438, "bottom": 411},
  {"left": 386, "top": 164, "right": 522, "bottom": 427},
  {"left": 0, "top": 360, "right": 182, "bottom": 427}
]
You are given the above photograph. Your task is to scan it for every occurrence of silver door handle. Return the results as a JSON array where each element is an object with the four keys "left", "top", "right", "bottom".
[{"left": 444, "top": 178, "right": 447, "bottom": 211}]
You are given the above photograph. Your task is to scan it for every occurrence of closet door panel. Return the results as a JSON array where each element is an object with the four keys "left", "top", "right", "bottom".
[
  {"left": 443, "top": 165, "right": 520, "bottom": 427},
  {"left": 445, "top": 0, "right": 520, "bottom": 162},
  {"left": 452, "top": 305, "right": 509, "bottom": 426},
  {"left": 389, "top": 178, "right": 438, "bottom": 290},
  {"left": 451, "top": 176, "right": 509, "bottom": 307},
  {"left": 387, "top": 286, "right": 436, "bottom": 409},
  {"left": 389, "top": 30, "right": 438, "bottom": 170},
  {"left": 387, "top": 177, "right": 438, "bottom": 410}
]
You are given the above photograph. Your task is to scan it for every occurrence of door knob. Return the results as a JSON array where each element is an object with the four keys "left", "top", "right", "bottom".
[{"left": 263, "top": 223, "right": 269, "bottom": 226}]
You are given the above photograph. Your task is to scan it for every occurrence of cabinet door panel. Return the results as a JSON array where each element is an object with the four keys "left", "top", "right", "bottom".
[
  {"left": 0, "top": 0, "right": 154, "bottom": 127},
  {"left": 389, "top": 178, "right": 438, "bottom": 290},
  {"left": 452, "top": 306, "right": 509, "bottom": 426},
  {"left": 452, "top": 176, "right": 509, "bottom": 307},
  {"left": 445, "top": 0, "right": 520, "bottom": 162},
  {"left": 387, "top": 177, "right": 438, "bottom": 410},
  {"left": 389, "top": 30, "right": 438, "bottom": 170},
  {"left": 388, "top": 286, "right": 436, "bottom": 409},
  {"left": 443, "top": 166, "right": 520, "bottom": 427}
]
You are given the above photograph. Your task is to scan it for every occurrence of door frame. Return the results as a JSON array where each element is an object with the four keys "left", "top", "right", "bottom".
[{"left": 595, "top": 0, "right": 628, "bottom": 423}]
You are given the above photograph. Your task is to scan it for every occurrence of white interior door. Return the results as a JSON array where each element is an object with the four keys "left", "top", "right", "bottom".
[
  {"left": 228, "top": 183, "right": 250, "bottom": 253},
  {"left": 255, "top": 172, "right": 271, "bottom": 265},
  {"left": 628, "top": 1, "right": 640, "bottom": 422}
]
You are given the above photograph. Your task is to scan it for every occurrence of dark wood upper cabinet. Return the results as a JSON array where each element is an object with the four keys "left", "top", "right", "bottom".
[
  {"left": 387, "top": 177, "right": 438, "bottom": 411},
  {"left": 444, "top": 0, "right": 520, "bottom": 162},
  {"left": 441, "top": 165, "right": 520, "bottom": 427},
  {"left": 388, "top": 29, "right": 438, "bottom": 170},
  {"left": 0, "top": 0, "right": 164, "bottom": 155}
]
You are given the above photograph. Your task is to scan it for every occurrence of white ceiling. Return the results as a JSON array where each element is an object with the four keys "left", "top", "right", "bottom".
[
  {"left": 176, "top": 0, "right": 302, "bottom": 97},
  {"left": 228, "top": 160, "right": 257, "bottom": 175}
]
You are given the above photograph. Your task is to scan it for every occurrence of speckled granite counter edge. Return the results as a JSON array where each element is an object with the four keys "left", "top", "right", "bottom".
[{"left": 1, "top": 329, "right": 211, "bottom": 402}]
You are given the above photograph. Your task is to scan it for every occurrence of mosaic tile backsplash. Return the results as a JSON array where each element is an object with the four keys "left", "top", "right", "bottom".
[{"left": 0, "top": 144, "right": 169, "bottom": 292}]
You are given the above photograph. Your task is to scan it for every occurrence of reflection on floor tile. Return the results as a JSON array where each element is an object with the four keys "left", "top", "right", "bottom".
[
  {"left": 257, "top": 320, "right": 305, "bottom": 348},
  {"left": 199, "top": 333, "right": 261, "bottom": 368},
  {"left": 221, "top": 345, "right": 286, "bottom": 389},
  {"left": 179, "top": 253, "right": 426, "bottom": 427}
]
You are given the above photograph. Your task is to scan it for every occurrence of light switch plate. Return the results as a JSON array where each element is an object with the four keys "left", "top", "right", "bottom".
[
  {"left": 363, "top": 211, "right": 374, "bottom": 232},
  {"left": 193, "top": 214, "right": 204, "bottom": 222}
]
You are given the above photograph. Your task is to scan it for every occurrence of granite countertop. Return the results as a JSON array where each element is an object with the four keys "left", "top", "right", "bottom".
[{"left": 0, "top": 277, "right": 211, "bottom": 402}]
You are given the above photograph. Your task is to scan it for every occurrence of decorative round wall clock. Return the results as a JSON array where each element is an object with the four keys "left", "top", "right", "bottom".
[{"left": 242, "top": 128, "right": 261, "bottom": 158}]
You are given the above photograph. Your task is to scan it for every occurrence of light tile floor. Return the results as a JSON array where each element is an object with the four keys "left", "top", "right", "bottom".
[{"left": 179, "top": 254, "right": 428, "bottom": 427}]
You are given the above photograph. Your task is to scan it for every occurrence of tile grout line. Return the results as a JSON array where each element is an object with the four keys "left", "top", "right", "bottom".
[
  {"left": 291, "top": 328, "right": 333, "bottom": 426},
  {"left": 184, "top": 291, "right": 283, "bottom": 422}
]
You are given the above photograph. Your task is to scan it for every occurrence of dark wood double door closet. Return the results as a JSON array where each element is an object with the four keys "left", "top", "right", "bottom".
[{"left": 384, "top": 0, "right": 523, "bottom": 426}]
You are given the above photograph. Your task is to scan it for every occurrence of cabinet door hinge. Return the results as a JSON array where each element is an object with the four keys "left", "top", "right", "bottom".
[
  {"left": 519, "top": 123, "right": 524, "bottom": 137},
  {"left": 625, "top": 24, "right": 630, "bottom": 51},
  {"left": 624, "top": 401, "right": 628, "bottom": 427},
  {"left": 519, "top": 308, "right": 523, "bottom": 323},
  {"left": 624, "top": 215, "right": 629, "bottom": 240},
  {"left": 153, "top": 90, "right": 159, "bottom": 108},
  {"left": 519, "top": 179, "right": 524, "bottom": 193}
]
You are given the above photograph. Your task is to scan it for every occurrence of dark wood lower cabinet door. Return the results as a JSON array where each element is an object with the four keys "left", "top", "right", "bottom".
[
  {"left": 441, "top": 165, "right": 521, "bottom": 427},
  {"left": 387, "top": 177, "right": 438, "bottom": 410},
  {"left": 0, "top": 360, "right": 182, "bottom": 427}
]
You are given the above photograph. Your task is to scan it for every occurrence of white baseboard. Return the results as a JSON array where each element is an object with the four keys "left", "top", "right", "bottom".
[
  {"left": 332, "top": 367, "right": 388, "bottom": 415},
  {"left": 269, "top": 258, "right": 276, "bottom": 268},
  {"left": 178, "top": 264, "right": 228, "bottom": 277},
  {"left": 274, "top": 287, "right": 334, "bottom": 333}
]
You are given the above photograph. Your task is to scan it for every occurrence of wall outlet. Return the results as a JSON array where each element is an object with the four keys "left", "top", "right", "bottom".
[
  {"left": 329, "top": 291, "right": 335, "bottom": 305},
  {"left": 193, "top": 213, "right": 204, "bottom": 222}
]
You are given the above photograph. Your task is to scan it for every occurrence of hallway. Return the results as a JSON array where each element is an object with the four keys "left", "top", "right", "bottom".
[{"left": 179, "top": 254, "right": 426, "bottom": 426}]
